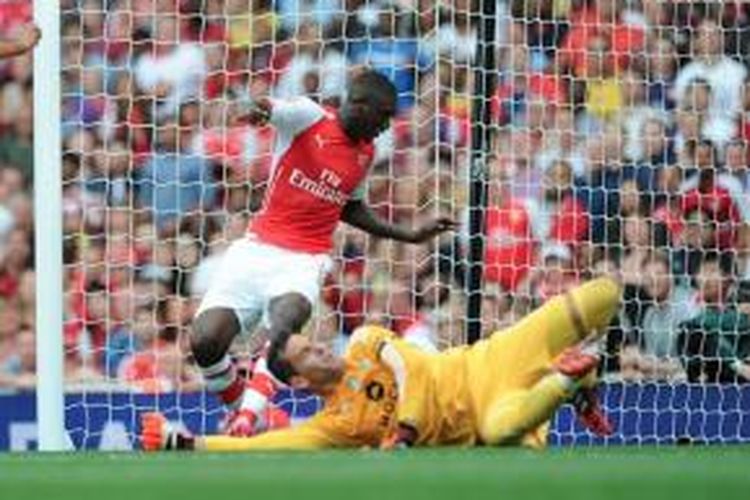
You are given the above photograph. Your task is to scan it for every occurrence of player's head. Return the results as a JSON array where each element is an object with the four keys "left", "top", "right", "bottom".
[
  {"left": 339, "top": 69, "right": 397, "bottom": 142},
  {"left": 267, "top": 334, "right": 346, "bottom": 392}
]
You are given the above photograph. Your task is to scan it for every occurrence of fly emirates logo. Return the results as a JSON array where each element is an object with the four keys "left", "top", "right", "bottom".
[{"left": 289, "top": 168, "right": 349, "bottom": 206}]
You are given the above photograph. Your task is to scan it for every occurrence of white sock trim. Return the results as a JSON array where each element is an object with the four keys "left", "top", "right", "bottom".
[
  {"left": 240, "top": 388, "right": 269, "bottom": 413},
  {"left": 201, "top": 356, "right": 233, "bottom": 377}
]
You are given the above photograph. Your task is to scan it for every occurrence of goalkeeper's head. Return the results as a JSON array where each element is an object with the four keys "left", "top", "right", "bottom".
[
  {"left": 267, "top": 334, "right": 346, "bottom": 393},
  {"left": 339, "top": 68, "right": 397, "bottom": 142}
]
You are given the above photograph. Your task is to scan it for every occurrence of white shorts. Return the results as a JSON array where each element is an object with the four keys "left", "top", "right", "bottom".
[{"left": 195, "top": 235, "right": 332, "bottom": 337}]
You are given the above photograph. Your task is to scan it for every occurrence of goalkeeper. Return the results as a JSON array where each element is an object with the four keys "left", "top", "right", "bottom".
[{"left": 142, "top": 277, "right": 620, "bottom": 451}]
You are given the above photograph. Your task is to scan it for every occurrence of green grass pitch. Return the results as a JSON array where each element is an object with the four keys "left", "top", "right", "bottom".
[{"left": 1, "top": 446, "right": 748, "bottom": 500}]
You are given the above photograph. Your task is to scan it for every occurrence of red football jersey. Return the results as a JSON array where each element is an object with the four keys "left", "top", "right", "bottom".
[{"left": 249, "top": 98, "right": 375, "bottom": 253}]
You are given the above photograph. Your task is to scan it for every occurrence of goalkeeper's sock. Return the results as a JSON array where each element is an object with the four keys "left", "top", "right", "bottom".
[{"left": 200, "top": 356, "right": 244, "bottom": 409}]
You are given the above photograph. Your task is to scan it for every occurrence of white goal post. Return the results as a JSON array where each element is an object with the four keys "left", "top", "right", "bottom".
[{"left": 33, "top": 0, "right": 66, "bottom": 451}]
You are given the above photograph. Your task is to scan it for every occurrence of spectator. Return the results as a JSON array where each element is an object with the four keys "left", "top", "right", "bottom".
[
  {"left": 615, "top": 212, "right": 664, "bottom": 288},
  {"left": 620, "top": 71, "right": 669, "bottom": 164},
  {"left": 620, "top": 252, "right": 700, "bottom": 381},
  {"left": 576, "top": 125, "right": 626, "bottom": 245},
  {"left": 135, "top": 115, "right": 217, "bottom": 232},
  {"left": 276, "top": 0, "right": 341, "bottom": 33},
  {"left": 347, "top": 0, "right": 432, "bottom": 111},
  {"left": 535, "top": 106, "right": 586, "bottom": 177},
  {"left": 673, "top": 18, "right": 746, "bottom": 125},
  {"left": 531, "top": 242, "right": 579, "bottom": 306},
  {"left": 0, "top": 327, "right": 35, "bottom": 390},
  {"left": 0, "top": 93, "right": 33, "bottom": 179},
  {"left": 538, "top": 159, "right": 589, "bottom": 246},
  {"left": 644, "top": 36, "right": 678, "bottom": 111},
  {"left": 133, "top": 14, "right": 208, "bottom": 119},
  {"left": 117, "top": 298, "right": 200, "bottom": 393},
  {"left": 677, "top": 255, "right": 750, "bottom": 383},
  {"left": 626, "top": 117, "right": 673, "bottom": 200},
  {"left": 272, "top": 20, "right": 347, "bottom": 102},
  {"left": 678, "top": 140, "right": 750, "bottom": 251},
  {"left": 723, "top": 138, "right": 750, "bottom": 191}
]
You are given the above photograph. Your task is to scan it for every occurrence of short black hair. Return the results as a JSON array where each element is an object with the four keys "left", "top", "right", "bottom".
[
  {"left": 350, "top": 69, "right": 397, "bottom": 107},
  {"left": 266, "top": 334, "right": 297, "bottom": 385}
]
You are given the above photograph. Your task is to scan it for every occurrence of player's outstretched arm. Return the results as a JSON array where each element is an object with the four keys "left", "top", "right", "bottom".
[
  {"left": 141, "top": 412, "right": 338, "bottom": 452},
  {"left": 341, "top": 199, "right": 456, "bottom": 244},
  {"left": 0, "top": 23, "right": 41, "bottom": 59}
]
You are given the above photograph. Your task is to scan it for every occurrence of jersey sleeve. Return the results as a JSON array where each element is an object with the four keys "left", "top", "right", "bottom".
[
  {"left": 269, "top": 96, "right": 326, "bottom": 138},
  {"left": 349, "top": 325, "right": 432, "bottom": 434},
  {"left": 200, "top": 420, "right": 339, "bottom": 451},
  {"left": 377, "top": 337, "right": 433, "bottom": 440}
]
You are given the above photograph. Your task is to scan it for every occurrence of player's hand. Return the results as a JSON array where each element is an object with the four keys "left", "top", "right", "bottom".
[
  {"left": 14, "top": 24, "right": 41, "bottom": 54},
  {"left": 410, "top": 217, "right": 458, "bottom": 244},
  {"left": 379, "top": 423, "right": 418, "bottom": 451},
  {"left": 223, "top": 408, "right": 260, "bottom": 437},
  {"left": 231, "top": 98, "right": 271, "bottom": 126}
]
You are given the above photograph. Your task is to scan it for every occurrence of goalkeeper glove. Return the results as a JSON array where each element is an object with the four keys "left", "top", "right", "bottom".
[{"left": 140, "top": 412, "right": 195, "bottom": 451}]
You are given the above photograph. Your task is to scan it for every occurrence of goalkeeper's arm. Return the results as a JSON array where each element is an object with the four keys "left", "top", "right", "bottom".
[
  {"left": 142, "top": 412, "right": 337, "bottom": 452},
  {"left": 376, "top": 339, "right": 433, "bottom": 446}
]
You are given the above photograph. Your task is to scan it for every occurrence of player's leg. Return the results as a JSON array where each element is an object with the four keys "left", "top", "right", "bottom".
[
  {"left": 191, "top": 307, "right": 245, "bottom": 407},
  {"left": 515, "top": 276, "right": 622, "bottom": 355},
  {"left": 479, "top": 276, "right": 622, "bottom": 385},
  {"left": 261, "top": 249, "right": 331, "bottom": 344},
  {"left": 189, "top": 238, "right": 269, "bottom": 413},
  {"left": 478, "top": 347, "right": 599, "bottom": 448},
  {"left": 219, "top": 250, "right": 329, "bottom": 434},
  {"left": 219, "top": 292, "right": 313, "bottom": 434},
  {"left": 265, "top": 292, "right": 313, "bottom": 344}
]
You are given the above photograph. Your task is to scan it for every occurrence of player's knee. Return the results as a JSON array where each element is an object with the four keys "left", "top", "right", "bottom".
[
  {"left": 572, "top": 277, "right": 622, "bottom": 332},
  {"left": 268, "top": 292, "right": 312, "bottom": 333},
  {"left": 479, "top": 397, "right": 524, "bottom": 446},
  {"left": 190, "top": 308, "right": 240, "bottom": 367},
  {"left": 480, "top": 415, "right": 522, "bottom": 446}
]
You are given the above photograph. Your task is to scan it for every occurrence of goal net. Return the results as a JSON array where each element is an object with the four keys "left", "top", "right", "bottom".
[{"left": 9, "top": 0, "right": 749, "bottom": 449}]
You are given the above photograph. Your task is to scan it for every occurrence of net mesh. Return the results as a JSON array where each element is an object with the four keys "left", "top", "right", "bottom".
[{"left": 15, "top": 0, "right": 750, "bottom": 447}]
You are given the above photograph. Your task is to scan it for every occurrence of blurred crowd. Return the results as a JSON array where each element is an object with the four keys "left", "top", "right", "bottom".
[{"left": 1, "top": 0, "right": 750, "bottom": 393}]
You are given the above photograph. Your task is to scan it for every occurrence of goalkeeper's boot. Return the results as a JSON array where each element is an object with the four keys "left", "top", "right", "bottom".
[
  {"left": 554, "top": 346, "right": 599, "bottom": 379},
  {"left": 571, "top": 387, "right": 614, "bottom": 437},
  {"left": 141, "top": 412, "right": 195, "bottom": 451}
]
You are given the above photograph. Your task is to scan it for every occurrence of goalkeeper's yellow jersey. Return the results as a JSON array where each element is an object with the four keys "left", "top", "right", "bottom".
[
  {"left": 304, "top": 324, "right": 477, "bottom": 448},
  {"left": 203, "top": 324, "right": 479, "bottom": 451}
]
